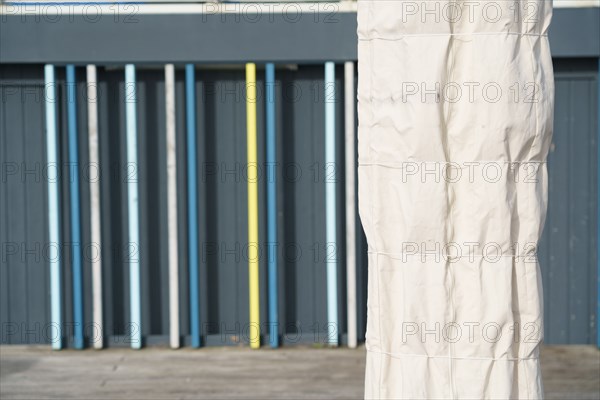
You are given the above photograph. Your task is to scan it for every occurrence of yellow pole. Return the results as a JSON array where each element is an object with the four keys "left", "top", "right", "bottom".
[{"left": 246, "top": 63, "right": 260, "bottom": 349}]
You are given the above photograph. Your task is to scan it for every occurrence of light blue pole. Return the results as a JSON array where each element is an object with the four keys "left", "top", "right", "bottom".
[
  {"left": 265, "top": 63, "right": 279, "bottom": 348},
  {"left": 186, "top": 64, "right": 201, "bottom": 348},
  {"left": 125, "top": 64, "right": 141, "bottom": 349},
  {"left": 45, "top": 65, "right": 62, "bottom": 350},
  {"left": 66, "top": 65, "right": 84, "bottom": 350},
  {"left": 324, "top": 62, "right": 338, "bottom": 346}
]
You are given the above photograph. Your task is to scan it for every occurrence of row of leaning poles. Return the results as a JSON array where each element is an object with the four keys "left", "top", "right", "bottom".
[{"left": 43, "top": 62, "right": 359, "bottom": 350}]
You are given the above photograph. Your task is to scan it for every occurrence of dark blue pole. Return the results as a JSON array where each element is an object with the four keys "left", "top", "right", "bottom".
[
  {"left": 266, "top": 63, "right": 279, "bottom": 348},
  {"left": 66, "top": 65, "right": 84, "bottom": 349},
  {"left": 186, "top": 64, "right": 200, "bottom": 348}
]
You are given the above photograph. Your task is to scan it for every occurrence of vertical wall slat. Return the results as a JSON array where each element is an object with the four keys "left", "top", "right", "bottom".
[
  {"left": 568, "top": 79, "right": 593, "bottom": 343},
  {"left": 597, "top": 59, "right": 600, "bottom": 348}
]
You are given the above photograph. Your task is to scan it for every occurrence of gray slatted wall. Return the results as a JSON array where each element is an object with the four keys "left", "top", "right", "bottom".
[
  {"left": 0, "top": 65, "right": 50, "bottom": 345},
  {"left": 0, "top": 60, "right": 597, "bottom": 345},
  {"left": 538, "top": 59, "right": 599, "bottom": 344},
  {"left": 0, "top": 63, "right": 366, "bottom": 346}
]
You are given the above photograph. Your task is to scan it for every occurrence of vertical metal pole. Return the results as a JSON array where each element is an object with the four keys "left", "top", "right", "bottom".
[
  {"left": 66, "top": 65, "right": 84, "bottom": 350},
  {"left": 45, "top": 65, "right": 63, "bottom": 350},
  {"left": 186, "top": 64, "right": 201, "bottom": 348},
  {"left": 125, "top": 64, "right": 142, "bottom": 349},
  {"left": 325, "top": 61, "right": 338, "bottom": 346},
  {"left": 246, "top": 62, "right": 260, "bottom": 349},
  {"left": 86, "top": 65, "right": 103, "bottom": 349},
  {"left": 165, "top": 64, "right": 180, "bottom": 349},
  {"left": 344, "top": 61, "right": 357, "bottom": 349},
  {"left": 265, "top": 63, "right": 278, "bottom": 348}
]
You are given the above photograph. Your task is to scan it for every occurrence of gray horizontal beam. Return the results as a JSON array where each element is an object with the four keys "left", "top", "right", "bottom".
[
  {"left": 1, "top": 7, "right": 598, "bottom": 64},
  {"left": 549, "top": 7, "right": 600, "bottom": 58},
  {"left": 0, "top": 10, "right": 359, "bottom": 64}
]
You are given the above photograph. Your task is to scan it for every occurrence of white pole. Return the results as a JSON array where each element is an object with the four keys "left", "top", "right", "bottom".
[
  {"left": 344, "top": 61, "right": 357, "bottom": 349},
  {"left": 45, "top": 65, "right": 63, "bottom": 350},
  {"left": 87, "top": 65, "right": 104, "bottom": 349},
  {"left": 165, "top": 64, "right": 180, "bottom": 349}
]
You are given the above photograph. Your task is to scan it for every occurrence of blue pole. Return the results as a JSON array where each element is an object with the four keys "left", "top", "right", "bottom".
[
  {"left": 66, "top": 65, "right": 84, "bottom": 350},
  {"left": 125, "top": 64, "right": 142, "bottom": 349},
  {"left": 186, "top": 64, "right": 201, "bottom": 348},
  {"left": 324, "top": 62, "right": 338, "bottom": 346},
  {"left": 265, "top": 63, "right": 278, "bottom": 348},
  {"left": 45, "top": 65, "right": 62, "bottom": 350}
]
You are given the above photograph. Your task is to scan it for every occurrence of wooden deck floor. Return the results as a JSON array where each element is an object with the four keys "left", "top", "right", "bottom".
[{"left": 1, "top": 345, "right": 598, "bottom": 399}]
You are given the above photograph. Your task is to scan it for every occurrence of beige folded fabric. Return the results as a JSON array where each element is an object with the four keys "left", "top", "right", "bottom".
[{"left": 357, "top": 1, "right": 554, "bottom": 398}]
